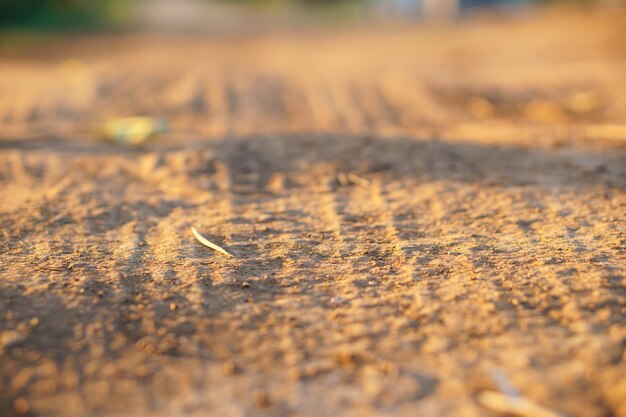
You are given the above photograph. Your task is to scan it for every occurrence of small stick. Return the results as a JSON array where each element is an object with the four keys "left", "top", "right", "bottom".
[
  {"left": 478, "top": 391, "right": 564, "bottom": 417},
  {"left": 191, "top": 227, "right": 234, "bottom": 258},
  {"left": 337, "top": 172, "right": 370, "bottom": 187},
  {"left": 478, "top": 370, "right": 566, "bottom": 417},
  {"left": 337, "top": 172, "right": 350, "bottom": 186},
  {"left": 346, "top": 173, "right": 370, "bottom": 187}
]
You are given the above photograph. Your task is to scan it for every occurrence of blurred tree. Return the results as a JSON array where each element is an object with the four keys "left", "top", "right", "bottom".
[
  {"left": 0, "top": 0, "right": 622, "bottom": 29},
  {"left": 0, "top": 0, "right": 127, "bottom": 29}
]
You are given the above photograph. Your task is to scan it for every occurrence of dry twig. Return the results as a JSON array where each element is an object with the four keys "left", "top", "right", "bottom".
[{"left": 478, "top": 370, "right": 566, "bottom": 417}]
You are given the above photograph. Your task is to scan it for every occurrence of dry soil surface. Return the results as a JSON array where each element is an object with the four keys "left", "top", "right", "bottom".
[{"left": 1, "top": 8, "right": 626, "bottom": 417}]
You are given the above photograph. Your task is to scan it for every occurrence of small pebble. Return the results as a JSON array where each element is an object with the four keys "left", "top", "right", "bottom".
[
  {"left": 253, "top": 391, "right": 271, "bottom": 409},
  {"left": 14, "top": 397, "right": 29, "bottom": 414},
  {"left": 222, "top": 362, "right": 239, "bottom": 375}
]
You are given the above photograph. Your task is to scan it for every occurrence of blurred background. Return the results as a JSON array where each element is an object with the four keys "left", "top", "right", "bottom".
[
  {"left": 0, "top": 0, "right": 624, "bottom": 141},
  {"left": 0, "top": 0, "right": 624, "bottom": 32}
]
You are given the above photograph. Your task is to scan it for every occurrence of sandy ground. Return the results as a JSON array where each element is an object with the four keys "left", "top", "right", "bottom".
[{"left": 1, "top": 7, "right": 625, "bottom": 417}]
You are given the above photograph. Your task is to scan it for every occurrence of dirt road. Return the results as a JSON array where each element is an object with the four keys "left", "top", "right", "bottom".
[{"left": 1, "top": 8, "right": 625, "bottom": 417}]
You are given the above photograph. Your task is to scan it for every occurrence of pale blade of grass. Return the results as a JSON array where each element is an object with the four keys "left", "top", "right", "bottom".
[
  {"left": 191, "top": 227, "right": 234, "bottom": 258},
  {"left": 478, "top": 391, "right": 566, "bottom": 417}
]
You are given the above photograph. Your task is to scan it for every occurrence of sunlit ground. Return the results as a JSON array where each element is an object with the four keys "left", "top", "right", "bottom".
[{"left": 0, "top": 2, "right": 625, "bottom": 417}]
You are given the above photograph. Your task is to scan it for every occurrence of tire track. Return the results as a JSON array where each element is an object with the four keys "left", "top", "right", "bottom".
[
  {"left": 303, "top": 75, "right": 340, "bottom": 132},
  {"left": 365, "top": 180, "right": 416, "bottom": 289},
  {"left": 204, "top": 67, "right": 229, "bottom": 138},
  {"left": 326, "top": 77, "right": 367, "bottom": 132}
]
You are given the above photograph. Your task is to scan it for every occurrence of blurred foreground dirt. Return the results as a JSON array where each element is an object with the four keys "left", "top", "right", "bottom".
[{"left": 1, "top": 8, "right": 625, "bottom": 417}]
